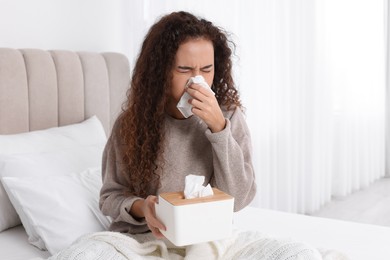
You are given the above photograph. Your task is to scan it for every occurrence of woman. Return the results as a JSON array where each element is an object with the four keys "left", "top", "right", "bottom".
[{"left": 99, "top": 11, "right": 256, "bottom": 240}]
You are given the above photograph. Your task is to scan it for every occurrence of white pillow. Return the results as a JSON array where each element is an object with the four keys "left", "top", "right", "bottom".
[
  {"left": 0, "top": 116, "right": 107, "bottom": 232},
  {"left": 1, "top": 168, "right": 111, "bottom": 255},
  {"left": 0, "top": 144, "right": 105, "bottom": 248},
  {"left": 0, "top": 116, "right": 106, "bottom": 154}
]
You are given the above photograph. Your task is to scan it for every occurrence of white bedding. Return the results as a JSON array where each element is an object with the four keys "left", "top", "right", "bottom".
[
  {"left": 234, "top": 207, "right": 390, "bottom": 260},
  {"left": 0, "top": 225, "right": 50, "bottom": 260},
  {"left": 1, "top": 207, "right": 389, "bottom": 260}
]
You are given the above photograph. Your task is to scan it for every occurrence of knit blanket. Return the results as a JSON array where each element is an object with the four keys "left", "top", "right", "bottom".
[{"left": 38, "top": 230, "right": 349, "bottom": 260}]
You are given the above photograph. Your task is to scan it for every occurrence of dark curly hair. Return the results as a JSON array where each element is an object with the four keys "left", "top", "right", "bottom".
[{"left": 117, "top": 11, "right": 242, "bottom": 198}]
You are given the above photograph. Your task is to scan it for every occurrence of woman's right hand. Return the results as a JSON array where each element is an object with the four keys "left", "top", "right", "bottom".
[{"left": 142, "top": 195, "right": 166, "bottom": 238}]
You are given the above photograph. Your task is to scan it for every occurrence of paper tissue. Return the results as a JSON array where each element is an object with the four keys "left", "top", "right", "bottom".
[
  {"left": 155, "top": 175, "right": 234, "bottom": 246},
  {"left": 176, "top": 75, "right": 215, "bottom": 118},
  {"left": 184, "top": 174, "right": 213, "bottom": 199}
]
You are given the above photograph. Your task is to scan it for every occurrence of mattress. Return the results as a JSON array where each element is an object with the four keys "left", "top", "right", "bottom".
[
  {"left": 0, "top": 225, "right": 50, "bottom": 260},
  {"left": 233, "top": 207, "right": 390, "bottom": 260}
]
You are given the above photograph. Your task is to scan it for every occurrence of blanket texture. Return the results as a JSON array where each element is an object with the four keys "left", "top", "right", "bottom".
[{"left": 42, "top": 230, "right": 349, "bottom": 260}]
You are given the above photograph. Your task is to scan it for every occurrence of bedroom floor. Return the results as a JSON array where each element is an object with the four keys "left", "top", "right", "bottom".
[{"left": 310, "top": 177, "right": 390, "bottom": 227}]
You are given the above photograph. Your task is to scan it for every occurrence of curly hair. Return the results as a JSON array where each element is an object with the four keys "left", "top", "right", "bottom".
[{"left": 117, "top": 11, "right": 242, "bottom": 198}]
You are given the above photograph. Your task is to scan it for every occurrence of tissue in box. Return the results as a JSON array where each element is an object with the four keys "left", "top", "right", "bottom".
[{"left": 155, "top": 188, "right": 234, "bottom": 246}]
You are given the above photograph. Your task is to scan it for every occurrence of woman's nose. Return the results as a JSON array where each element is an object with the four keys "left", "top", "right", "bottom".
[{"left": 191, "top": 70, "right": 200, "bottom": 77}]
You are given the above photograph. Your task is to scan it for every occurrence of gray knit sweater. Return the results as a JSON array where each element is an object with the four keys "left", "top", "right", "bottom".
[{"left": 99, "top": 107, "right": 256, "bottom": 234}]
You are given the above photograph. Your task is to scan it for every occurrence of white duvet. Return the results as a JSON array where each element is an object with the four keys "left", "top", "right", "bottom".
[{"left": 32, "top": 230, "right": 348, "bottom": 260}]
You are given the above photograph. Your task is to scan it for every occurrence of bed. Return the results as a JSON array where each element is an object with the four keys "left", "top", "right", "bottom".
[
  {"left": 0, "top": 48, "right": 390, "bottom": 260},
  {"left": 0, "top": 48, "right": 129, "bottom": 259}
]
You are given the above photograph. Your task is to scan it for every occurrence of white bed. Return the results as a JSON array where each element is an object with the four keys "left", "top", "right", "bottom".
[
  {"left": 1, "top": 207, "right": 390, "bottom": 260},
  {"left": 1, "top": 48, "right": 390, "bottom": 260}
]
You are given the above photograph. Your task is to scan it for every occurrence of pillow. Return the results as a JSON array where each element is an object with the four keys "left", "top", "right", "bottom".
[
  {"left": 0, "top": 116, "right": 107, "bottom": 233},
  {"left": 0, "top": 144, "right": 105, "bottom": 248},
  {"left": 0, "top": 115, "right": 106, "bottom": 154},
  {"left": 1, "top": 167, "right": 111, "bottom": 255}
]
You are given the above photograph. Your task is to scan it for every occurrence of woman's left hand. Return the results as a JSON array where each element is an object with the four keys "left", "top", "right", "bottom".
[{"left": 187, "top": 84, "right": 226, "bottom": 133}]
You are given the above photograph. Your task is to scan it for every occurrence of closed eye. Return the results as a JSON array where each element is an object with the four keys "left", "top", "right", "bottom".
[
  {"left": 177, "top": 64, "right": 213, "bottom": 73},
  {"left": 177, "top": 66, "right": 192, "bottom": 73},
  {"left": 201, "top": 64, "right": 213, "bottom": 73}
]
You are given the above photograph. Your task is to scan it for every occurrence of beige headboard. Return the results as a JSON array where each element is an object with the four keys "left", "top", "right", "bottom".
[{"left": 0, "top": 48, "right": 130, "bottom": 135}]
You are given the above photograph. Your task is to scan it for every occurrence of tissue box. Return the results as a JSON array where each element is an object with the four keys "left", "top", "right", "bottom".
[{"left": 155, "top": 188, "right": 234, "bottom": 246}]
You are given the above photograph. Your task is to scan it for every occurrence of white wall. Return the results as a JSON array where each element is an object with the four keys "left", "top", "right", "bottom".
[{"left": 0, "top": 0, "right": 126, "bottom": 54}]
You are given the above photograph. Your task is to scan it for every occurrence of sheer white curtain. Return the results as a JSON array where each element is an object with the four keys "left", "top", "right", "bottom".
[
  {"left": 121, "top": 0, "right": 386, "bottom": 214},
  {"left": 386, "top": 0, "right": 390, "bottom": 178},
  {"left": 239, "top": 1, "right": 337, "bottom": 213},
  {"left": 317, "top": 0, "right": 385, "bottom": 198}
]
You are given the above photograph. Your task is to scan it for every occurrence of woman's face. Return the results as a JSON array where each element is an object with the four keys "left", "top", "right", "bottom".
[{"left": 167, "top": 37, "right": 215, "bottom": 119}]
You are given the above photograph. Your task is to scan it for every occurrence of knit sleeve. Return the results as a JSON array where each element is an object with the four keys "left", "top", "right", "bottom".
[
  {"left": 99, "top": 122, "right": 149, "bottom": 234},
  {"left": 205, "top": 107, "right": 257, "bottom": 211}
]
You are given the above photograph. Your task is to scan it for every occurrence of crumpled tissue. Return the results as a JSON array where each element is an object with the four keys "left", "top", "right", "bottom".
[
  {"left": 177, "top": 75, "right": 215, "bottom": 118},
  {"left": 184, "top": 174, "right": 214, "bottom": 199}
]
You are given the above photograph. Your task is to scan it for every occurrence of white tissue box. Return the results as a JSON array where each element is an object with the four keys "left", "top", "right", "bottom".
[{"left": 155, "top": 188, "right": 234, "bottom": 246}]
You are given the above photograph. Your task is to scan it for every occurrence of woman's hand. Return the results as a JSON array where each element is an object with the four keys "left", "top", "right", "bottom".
[
  {"left": 187, "top": 83, "right": 226, "bottom": 133},
  {"left": 142, "top": 195, "right": 166, "bottom": 239}
]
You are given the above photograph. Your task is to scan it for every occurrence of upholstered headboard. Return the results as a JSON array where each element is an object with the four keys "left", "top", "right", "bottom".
[{"left": 0, "top": 48, "right": 130, "bottom": 135}]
